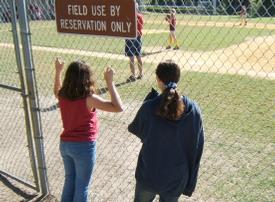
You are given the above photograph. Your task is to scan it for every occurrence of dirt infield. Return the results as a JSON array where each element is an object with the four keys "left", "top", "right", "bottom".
[{"left": 143, "top": 35, "right": 275, "bottom": 79}]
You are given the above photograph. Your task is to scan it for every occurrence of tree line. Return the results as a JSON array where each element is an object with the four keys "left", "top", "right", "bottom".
[{"left": 146, "top": 0, "right": 275, "bottom": 16}]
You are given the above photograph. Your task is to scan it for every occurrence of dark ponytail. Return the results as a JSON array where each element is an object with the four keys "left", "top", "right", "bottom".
[{"left": 156, "top": 61, "right": 184, "bottom": 120}]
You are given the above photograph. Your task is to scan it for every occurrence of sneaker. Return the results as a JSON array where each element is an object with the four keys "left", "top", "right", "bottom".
[
  {"left": 166, "top": 46, "right": 171, "bottom": 49},
  {"left": 126, "top": 75, "right": 136, "bottom": 82},
  {"left": 136, "top": 74, "right": 143, "bottom": 80},
  {"left": 173, "top": 46, "right": 179, "bottom": 50}
]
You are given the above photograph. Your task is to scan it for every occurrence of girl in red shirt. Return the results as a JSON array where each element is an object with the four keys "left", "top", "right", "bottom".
[{"left": 54, "top": 58, "right": 123, "bottom": 202}]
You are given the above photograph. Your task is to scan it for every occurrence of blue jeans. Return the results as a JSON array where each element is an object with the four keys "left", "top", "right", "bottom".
[
  {"left": 60, "top": 141, "right": 96, "bottom": 202},
  {"left": 134, "top": 182, "right": 179, "bottom": 202}
]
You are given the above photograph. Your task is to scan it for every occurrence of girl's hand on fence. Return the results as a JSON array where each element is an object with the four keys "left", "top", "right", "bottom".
[
  {"left": 104, "top": 67, "right": 114, "bottom": 84},
  {"left": 55, "top": 57, "right": 64, "bottom": 72}
]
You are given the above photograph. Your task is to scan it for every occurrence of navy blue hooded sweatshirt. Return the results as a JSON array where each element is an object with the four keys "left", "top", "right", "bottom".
[{"left": 128, "top": 91, "right": 204, "bottom": 197}]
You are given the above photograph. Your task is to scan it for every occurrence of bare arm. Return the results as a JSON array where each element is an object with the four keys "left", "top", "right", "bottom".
[
  {"left": 53, "top": 58, "right": 64, "bottom": 98},
  {"left": 87, "top": 67, "right": 123, "bottom": 112}
]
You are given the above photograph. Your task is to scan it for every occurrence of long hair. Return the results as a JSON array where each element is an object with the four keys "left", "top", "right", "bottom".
[
  {"left": 58, "top": 61, "right": 96, "bottom": 100},
  {"left": 155, "top": 61, "right": 184, "bottom": 120}
]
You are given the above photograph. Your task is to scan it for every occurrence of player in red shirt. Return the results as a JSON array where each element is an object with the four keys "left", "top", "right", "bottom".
[
  {"left": 166, "top": 9, "right": 179, "bottom": 50},
  {"left": 125, "top": 3, "right": 144, "bottom": 82}
]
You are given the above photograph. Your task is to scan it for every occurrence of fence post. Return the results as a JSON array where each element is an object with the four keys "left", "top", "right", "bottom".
[
  {"left": 17, "top": 0, "right": 49, "bottom": 196},
  {"left": 213, "top": 0, "right": 217, "bottom": 15},
  {"left": 8, "top": 0, "right": 40, "bottom": 191}
]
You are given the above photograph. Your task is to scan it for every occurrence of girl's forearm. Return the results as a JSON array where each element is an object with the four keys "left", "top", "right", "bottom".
[
  {"left": 54, "top": 70, "right": 62, "bottom": 97},
  {"left": 107, "top": 81, "right": 123, "bottom": 112}
]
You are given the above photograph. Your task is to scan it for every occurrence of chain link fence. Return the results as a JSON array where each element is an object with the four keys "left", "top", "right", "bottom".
[
  {"left": 0, "top": 0, "right": 40, "bottom": 200},
  {"left": 0, "top": 0, "right": 274, "bottom": 201}
]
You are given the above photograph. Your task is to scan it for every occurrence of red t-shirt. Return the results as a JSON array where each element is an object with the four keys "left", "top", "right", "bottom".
[
  {"left": 169, "top": 16, "right": 176, "bottom": 31},
  {"left": 58, "top": 97, "right": 98, "bottom": 142},
  {"left": 137, "top": 13, "right": 144, "bottom": 36}
]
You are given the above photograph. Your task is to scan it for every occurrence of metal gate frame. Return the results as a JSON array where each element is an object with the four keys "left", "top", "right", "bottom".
[{"left": 0, "top": 0, "right": 49, "bottom": 196}]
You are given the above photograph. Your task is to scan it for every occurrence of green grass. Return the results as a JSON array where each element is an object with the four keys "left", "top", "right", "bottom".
[
  {"left": 182, "top": 72, "right": 275, "bottom": 144},
  {"left": 145, "top": 12, "right": 275, "bottom": 24},
  {"left": 0, "top": 47, "right": 21, "bottom": 88},
  {"left": 1, "top": 13, "right": 274, "bottom": 53},
  {"left": 11, "top": 48, "right": 271, "bottom": 144},
  {"left": 0, "top": 47, "right": 274, "bottom": 145},
  {"left": 0, "top": 43, "right": 275, "bottom": 145},
  {"left": 112, "top": 68, "right": 275, "bottom": 145},
  {"left": 143, "top": 13, "right": 275, "bottom": 51},
  {"left": 145, "top": 12, "right": 275, "bottom": 22},
  {"left": 200, "top": 140, "right": 274, "bottom": 202},
  {"left": 144, "top": 23, "right": 274, "bottom": 51}
]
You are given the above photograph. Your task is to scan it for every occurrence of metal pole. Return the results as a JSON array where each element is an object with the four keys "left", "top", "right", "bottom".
[
  {"left": 212, "top": 0, "right": 217, "bottom": 15},
  {"left": 9, "top": 0, "right": 40, "bottom": 191},
  {"left": 17, "top": 0, "right": 49, "bottom": 196}
]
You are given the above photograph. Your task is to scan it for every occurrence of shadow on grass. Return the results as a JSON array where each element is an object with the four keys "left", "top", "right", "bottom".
[
  {"left": 32, "top": 194, "right": 59, "bottom": 202},
  {"left": 141, "top": 47, "right": 176, "bottom": 57},
  {"left": 0, "top": 174, "right": 37, "bottom": 201},
  {"left": 142, "top": 49, "right": 164, "bottom": 56},
  {"left": 97, "top": 81, "right": 130, "bottom": 94}
]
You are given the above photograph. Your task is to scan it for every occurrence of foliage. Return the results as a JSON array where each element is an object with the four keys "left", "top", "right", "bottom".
[
  {"left": 257, "top": 0, "right": 275, "bottom": 16},
  {"left": 218, "top": 0, "right": 275, "bottom": 16},
  {"left": 149, "top": 0, "right": 275, "bottom": 16},
  {"left": 145, "top": 5, "right": 207, "bottom": 14},
  {"left": 150, "top": 0, "right": 196, "bottom": 6}
]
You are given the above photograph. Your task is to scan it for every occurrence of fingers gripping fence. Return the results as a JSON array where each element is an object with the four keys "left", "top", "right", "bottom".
[{"left": 1, "top": 0, "right": 274, "bottom": 201}]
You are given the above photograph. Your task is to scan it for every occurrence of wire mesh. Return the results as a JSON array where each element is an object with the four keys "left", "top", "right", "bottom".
[
  {"left": 0, "top": 88, "right": 35, "bottom": 185},
  {"left": 0, "top": 0, "right": 36, "bottom": 188},
  {"left": 1, "top": 0, "right": 275, "bottom": 201}
]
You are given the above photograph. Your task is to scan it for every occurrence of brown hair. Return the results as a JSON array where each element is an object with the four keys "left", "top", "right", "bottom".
[
  {"left": 155, "top": 61, "right": 184, "bottom": 120},
  {"left": 58, "top": 60, "right": 96, "bottom": 100}
]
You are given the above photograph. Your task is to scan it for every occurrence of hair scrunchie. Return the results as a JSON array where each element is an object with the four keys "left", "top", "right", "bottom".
[{"left": 165, "top": 82, "right": 177, "bottom": 89}]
